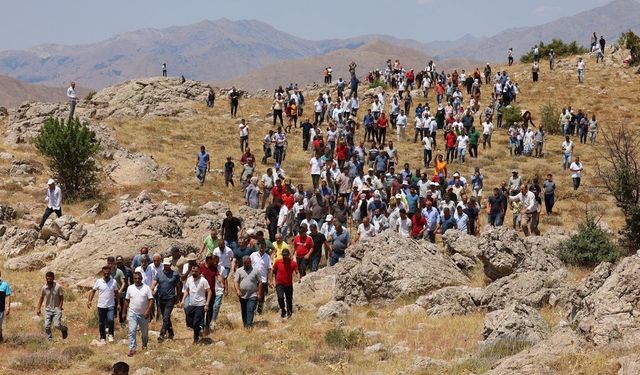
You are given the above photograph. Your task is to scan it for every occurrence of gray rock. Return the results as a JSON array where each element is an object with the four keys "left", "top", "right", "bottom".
[
  {"left": 4, "top": 249, "right": 57, "bottom": 271},
  {"left": 416, "top": 286, "right": 484, "bottom": 316},
  {"left": 364, "top": 343, "right": 385, "bottom": 354},
  {"left": 412, "top": 356, "right": 448, "bottom": 371},
  {"left": 133, "top": 368, "right": 155, "bottom": 375},
  {"left": 482, "top": 303, "right": 550, "bottom": 345},
  {"left": 481, "top": 270, "right": 571, "bottom": 310},
  {"left": 0, "top": 227, "right": 39, "bottom": 257},
  {"left": 316, "top": 300, "right": 351, "bottom": 320},
  {"left": 617, "top": 354, "right": 640, "bottom": 375},
  {"left": 478, "top": 227, "right": 528, "bottom": 280},
  {"left": 334, "top": 231, "right": 468, "bottom": 304}
]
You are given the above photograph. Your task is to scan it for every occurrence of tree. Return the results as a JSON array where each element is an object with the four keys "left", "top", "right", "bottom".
[
  {"left": 558, "top": 212, "right": 620, "bottom": 267},
  {"left": 501, "top": 105, "right": 522, "bottom": 126},
  {"left": 520, "top": 39, "right": 588, "bottom": 63},
  {"left": 619, "top": 30, "right": 640, "bottom": 66},
  {"left": 596, "top": 125, "right": 640, "bottom": 251},
  {"left": 539, "top": 102, "right": 561, "bottom": 135},
  {"left": 34, "top": 117, "right": 101, "bottom": 200}
]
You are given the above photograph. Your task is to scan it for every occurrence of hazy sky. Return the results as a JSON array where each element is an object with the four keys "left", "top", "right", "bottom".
[{"left": 1, "top": 0, "right": 614, "bottom": 50}]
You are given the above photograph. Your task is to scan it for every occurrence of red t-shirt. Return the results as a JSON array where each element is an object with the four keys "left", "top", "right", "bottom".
[
  {"left": 273, "top": 259, "right": 298, "bottom": 286},
  {"left": 446, "top": 132, "right": 457, "bottom": 148},
  {"left": 199, "top": 262, "right": 218, "bottom": 291},
  {"left": 377, "top": 117, "right": 388, "bottom": 129},
  {"left": 336, "top": 145, "right": 348, "bottom": 161},
  {"left": 282, "top": 193, "right": 295, "bottom": 209},
  {"left": 271, "top": 186, "right": 285, "bottom": 201},
  {"left": 411, "top": 215, "right": 426, "bottom": 237},
  {"left": 293, "top": 235, "right": 314, "bottom": 257}
]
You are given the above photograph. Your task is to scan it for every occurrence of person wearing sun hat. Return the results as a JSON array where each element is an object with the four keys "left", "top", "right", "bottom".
[{"left": 38, "top": 178, "right": 62, "bottom": 230}]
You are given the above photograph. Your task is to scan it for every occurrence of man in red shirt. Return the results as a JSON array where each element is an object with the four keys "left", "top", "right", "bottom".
[
  {"left": 445, "top": 129, "right": 457, "bottom": 164},
  {"left": 292, "top": 224, "right": 314, "bottom": 277},
  {"left": 271, "top": 249, "right": 299, "bottom": 318},
  {"left": 377, "top": 113, "right": 388, "bottom": 145},
  {"left": 199, "top": 255, "right": 224, "bottom": 335},
  {"left": 410, "top": 209, "right": 426, "bottom": 240}
]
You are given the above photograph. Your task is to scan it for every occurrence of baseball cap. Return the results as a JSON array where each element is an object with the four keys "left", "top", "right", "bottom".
[
  {"left": 115, "top": 256, "right": 124, "bottom": 262},
  {"left": 326, "top": 214, "right": 334, "bottom": 221},
  {"left": 453, "top": 172, "right": 460, "bottom": 178},
  {"left": 47, "top": 178, "right": 55, "bottom": 185},
  {"left": 162, "top": 258, "right": 172, "bottom": 266}
]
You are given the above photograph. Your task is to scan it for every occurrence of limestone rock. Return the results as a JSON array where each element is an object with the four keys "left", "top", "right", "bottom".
[
  {"left": 4, "top": 249, "right": 57, "bottom": 271},
  {"left": 416, "top": 286, "right": 484, "bottom": 316},
  {"left": 413, "top": 356, "right": 448, "bottom": 371},
  {"left": 570, "top": 253, "right": 640, "bottom": 346},
  {"left": 364, "top": 342, "right": 385, "bottom": 354},
  {"left": 0, "top": 204, "right": 16, "bottom": 222},
  {"left": 478, "top": 227, "right": 527, "bottom": 280},
  {"left": 334, "top": 231, "right": 468, "bottom": 305},
  {"left": 442, "top": 229, "right": 481, "bottom": 270},
  {"left": 0, "top": 227, "right": 39, "bottom": 257},
  {"left": 482, "top": 303, "right": 550, "bottom": 345},
  {"left": 199, "top": 201, "right": 230, "bottom": 215},
  {"left": 316, "top": 300, "right": 351, "bottom": 320},
  {"left": 133, "top": 368, "right": 155, "bottom": 375},
  {"left": 481, "top": 270, "right": 571, "bottom": 310},
  {"left": 618, "top": 354, "right": 640, "bottom": 375}
]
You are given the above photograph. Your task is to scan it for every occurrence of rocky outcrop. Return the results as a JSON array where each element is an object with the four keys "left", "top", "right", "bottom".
[
  {"left": 316, "top": 300, "right": 351, "bottom": 320},
  {"left": 86, "top": 77, "right": 210, "bottom": 120},
  {"left": 570, "top": 253, "right": 640, "bottom": 347},
  {"left": 482, "top": 303, "right": 550, "bottom": 345},
  {"left": 334, "top": 231, "right": 468, "bottom": 305},
  {"left": 481, "top": 269, "right": 571, "bottom": 310},
  {"left": 0, "top": 204, "right": 16, "bottom": 222},
  {"left": 40, "top": 216, "right": 87, "bottom": 246},
  {"left": 4, "top": 249, "right": 57, "bottom": 271},
  {"left": 416, "top": 286, "right": 483, "bottom": 316},
  {"left": 442, "top": 230, "right": 481, "bottom": 271},
  {"left": 0, "top": 227, "right": 39, "bottom": 257}
]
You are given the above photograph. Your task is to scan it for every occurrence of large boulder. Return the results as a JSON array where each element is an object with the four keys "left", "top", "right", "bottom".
[
  {"left": 481, "top": 270, "right": 571, "bottom": 310},
  {"left": 316, "top": 300, "right": 351, "bottom": 320},
  {"left": 442, "top": 229, "right": 481, "bottom": 271},
  {"left": 415, "top": 286, "right": 484, "bottom": 316},
  {"left": 334, "top": 231, "right": 468, "bottom": 305},
  {"left": 482, "top": 303, "right": 550, "bottom": 345},
  {"left": 4, "top": 249, "right": 57, "bottom": 271},
  {"left": 0, "top": 227, "right": 39, "bottom": 257},
  {"left": 570, "top": 253, "right": 640, "bottom": 346}
]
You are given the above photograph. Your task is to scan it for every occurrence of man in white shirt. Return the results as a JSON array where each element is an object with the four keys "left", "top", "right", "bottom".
[
  {"left": 309, "top": 153, "right": 323, "bottom": 190},
  {"left": 422, "top": 133, "right": 434, "bottom": 168},
  {"left": 355, "top": 216, "right": 376, "bottom": 243},
  {"left": 39, "top": 179, "right": 63, "bottom": 230},
  {"left": 213, "top": 243, "right": 234, "bottom": 288},
  {"left": 67, "top": 81, "right": 77, "bottom": 121},
  {"left": 250, "top": 240, "right": 272, "bottom": 315},
  {"left": 395, "top": 209, "right": 412, "bottom": 237},
  {"left": 562, "top": 136, "right": 574, "bottom": 172},
  {"left": 570, "top": 156, "right": 583, "bottom": 190},
  {"left": 124, "top": 271, "right": 154, "bottom": 357},
  {"left": 457, "top": 132, "right": 469, "bottom": 163},
  {"left": 180, "top": 265, "right": 211, "bottom": 344},
  {"left": 87, "top": 265, "right": 119, "bottom": 344},
  {"left": 482, "top": 120, "right": 493, "bottom": 149},
  {"left": 134, "top": 255, "right": 155, "bottom": 288},
  {"left": 396, "top": 110, "right": 408, "bottom": 141},
  {"left": 239, "top": 119, "right": 249, "bottom": 153},
  {"left": 508, "top": 184, "right": 540, "bottom": 237}
]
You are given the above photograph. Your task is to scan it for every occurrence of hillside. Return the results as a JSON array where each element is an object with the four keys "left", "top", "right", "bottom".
[
  {"left": 0, "top": 75, "right": 73, "bottom": 107},
  {"left": 426, "top": 0, "right": 640, "bottom": 61},
  {"left": 218, "top": 40, "right": 477, "bottom": 91}
]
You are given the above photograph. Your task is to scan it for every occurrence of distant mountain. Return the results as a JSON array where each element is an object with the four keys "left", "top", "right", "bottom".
[
  {"left": 425, "top": 0, "right": 640, "bottom": 62},
  {"left": 0, "top": 74, "right": 79, "bottom": 107},
  {"left": 0, "top": 19, "right": 429, "bottom": 90},
  {"left": 218, "top": 40, "right": 477, "bottom": 91}
]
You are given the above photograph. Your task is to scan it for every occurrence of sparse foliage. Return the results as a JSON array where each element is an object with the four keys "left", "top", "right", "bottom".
[
  {"left": 501, "top": 105, "right": 522, "bottom": 126},
  {"left": 619, "top": 30, "right": 640, "bottom": 66},
  {"left": 325, "top": 328, "right": 364, "bottom": 349},
  {"left": 33, "top": 117, "right": 101, "bottom": 200},
  {"left": 520, "top": 39, "right": 589, "bottom": 63},
  {"left": 596, "top": 126, "right": 640, "bottom": 250},
  {"left": 368, "top": 79, "right": 388, "bottom": 90},
  {"left": 558, "top": 213, "right": 620, "bottom": 266},
  {"left": 539, "top": 102, "right": 561, "bottom": 135}
]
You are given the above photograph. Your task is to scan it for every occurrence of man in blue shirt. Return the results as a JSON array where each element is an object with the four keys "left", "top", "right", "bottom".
[
  {"left": 196, "top": 145, "right": 210, "bottom": 187},
  {"left": 405, "top": 187, "right": 420, "bottom": 217},
  {"left": 363, "top": 110, "right": 375, "bottom": 142},
  {"left": 0, "top": 271, "right": 11, "bottom": 342},
  {"left": 151, "top": 259, "right": 180, "bottom": 342},
  {"left": 438, "top": 207, "right": 457, "bottom": 235},
  {"left": 421, "top": 200, "right": 440, "bottom": 243}
]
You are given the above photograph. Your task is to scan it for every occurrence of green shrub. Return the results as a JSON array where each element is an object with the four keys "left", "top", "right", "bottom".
[
  {"left": 558, "top": 214, "right": 620, "bottom": 266},
  {"left": 501, "top": 105, "right": 522, "bottom": 126},
  {"left": 540, "top": 102, "right": 561, "bottom": 135},
  {"left": 33, "top": 117, "right": 101, "bottom": 200},
  {"left": 368, "top": 79, "right": 388, "bottom": 90},
  {"left": 520, "top": 39, "right": 589, "bottom": 63},
  {"left": 324, "top": 328, "right": 364, "bottom": 349},
  {"left": 619, "top": 30, "right": 640, "bottom": 66}
]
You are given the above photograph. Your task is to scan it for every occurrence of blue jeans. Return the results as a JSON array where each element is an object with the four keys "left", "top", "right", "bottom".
[
  {"left": 225, "top": 240, "right": 239, "bottom": 258},
  {"left": 562, "top": 153, "right": 571, "bottom": 171},
  {"left": 158, "top": 298, "right": 175, "bottom": 337},
  {"left": 488, "top": 213, "right": 503, "bottom": 227},
  {"left": 0, "top": 311, "right": 4, "bottom": 338},
  {"left": 578, "top": 69, "right": 584, "bottom": 83},
  {"left": 128, "top": 312, "right": 149, "bottom": 350},
  {"left": 97, "top": 306, "right": 115, "bottom": 340},
  {"left": 240, "top": 297, "right": 258, "bottom": 328},
  {"left": 212, "top": 293, "right": 223, "bottom": 322}
]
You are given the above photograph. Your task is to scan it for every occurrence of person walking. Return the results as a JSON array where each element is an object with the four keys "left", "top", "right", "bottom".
[
  {"left": 199, "top": 255, "right": 225, "bottom": 334},
  {"left": 543, "top": 174, "right": 556, "bottom": 214},
  {"left": 229, "top": 87, "right": 240, "bottom": 118},
  {"left": 37, "top": 271, "right": 68, "bottom": 341},
  {"left": 195, "top": 146, "right": 210, "bottom": 187},
  {"left": 239, "top": 119, "right": 249, "bottom": 152},
  {"left": 162, "top": 63, "right": 167, "bottom": 77},
  {"left": 67, "top": 81, "right": 78, "bottom": 121},
  {"left": 272, "top": 249, "right": 299, "bottom": 319},
  {"left": 207, "top": 88, "right": 215, "bottom": 108},
  {"left": 532, "top": 61, "right": 540, "bottom": 82},
  {"left": 0, "top": 271, "right": 10, "bottom": 342},
  {"left": 38, "top": 179, "right": 62, "bottom": 230},
  {"left": 562, "top": 136, "right": 574, "bottom": 173},
  {"left": 234, "top": 256, "right": 263, "bottom": 328},
  {"left": 292, "top": 224, "right": 313, "bottom": 277},
  {"left": 508, "top": 184, "right": 540, "bottom": 237},
  {"left": 151, "top": 258, "right": 180, "bottom": 342},
  {"left": 123, "top": 272, "right": 154, "bottom": 356},
  {"left": 577, "top": 58, "right": 585, "bottom": 84},
  {"left": 250, "top": 240, "right": 272, "bottom": 315},
  {"left": 328, "top": 219, "right": 350, "bottom": 266},
  {"left": 180, "top": 265, "right": 211, "bottom": 344},
  {"left": 570, "top": 156, "right": 584, "bottom": 190},
  {"left": 87, "top": 265, "right": 119, "bottom": 344}
]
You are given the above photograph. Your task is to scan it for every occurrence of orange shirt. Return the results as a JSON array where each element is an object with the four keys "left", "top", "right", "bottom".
[{"left": 434, "top": 160, "right": 447, "bottom": 177}]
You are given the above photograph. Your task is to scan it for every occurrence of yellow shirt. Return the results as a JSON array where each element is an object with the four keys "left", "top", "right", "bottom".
[{"left": 272, "top": 241, "right": 289, "bottom": 263}]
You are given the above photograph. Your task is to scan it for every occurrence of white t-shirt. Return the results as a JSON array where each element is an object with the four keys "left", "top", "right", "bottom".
[
  {"left": 250, "top": 251, "right": 272, "bottom": 283},
  {"left": 125, "top": 283, "right": 154, "bottom": 315},
  {"left": 482, "top": 122, "right": 493, "bottom": 135},
  {"left": 213, "top": 246, "right": 234, "bottom": 269},
  {"left": 310, "top": 157, "right": 323, "bottom": 175},
  {"left": 396, "top": 114, "right": 407, "bottom": 126},
  {"left": 185, "top": 276, "right": 210, "bottom": 307},
  {"left": 396, "top": 218, "right": 412, "bottom": 237},
  {"left": 134, "top": 265, "right": 156, "bottom": 287},
  {"left": 314, "top": 100, "right": 323, "bottom": 113},
  {"left": 239, "top": 123, "right": 249, "bottom": 137},
  {"left": 93, "top": 278, "right": 117, "bottom": 308},
  {"left": 357, "top": 223, "right": 376, "bottom": 243},
  {"left": 457, "top": 135, "right": 469, "bottom": 149},
  {"left": 577, "top": 61, "right": 585, "bottom": 70},
  {"left": 422, "top": 136, "right": 433, "bottom": 150},
  {"left": 570, "top": 162, "right": 583, "bottom": 178}
]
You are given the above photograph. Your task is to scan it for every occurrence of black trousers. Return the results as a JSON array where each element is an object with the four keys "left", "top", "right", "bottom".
[
  {"left": 185, "top": 305, "right": 205, "bottom": 342},
  {"left": 276, "top": 284, "right": 294, "bottom": 315},
  {"left": 423, "top": 149, "right": 432, "bottom": 167},
  {"left": 469, "top": 144, "right": 478, "bottom": 158},
  {"left": 544, "top": 194, "right": 555, "bottom": 214},
  {"left": 39, "top": 207, "right": 62, "bottom": 229},
  {"left": 230, "top": 101, "right": 238, "bottom": 117},
  {"left": 273, "top": 109, "right": 283, "bottom": 126},
  {"left": 158, "top": 298, "right": 175, "bottom": 338}
]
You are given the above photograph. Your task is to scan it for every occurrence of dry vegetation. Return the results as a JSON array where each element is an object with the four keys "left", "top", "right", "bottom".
[{"left": 0, "top": 51, "right": 639, "bottom": 374}]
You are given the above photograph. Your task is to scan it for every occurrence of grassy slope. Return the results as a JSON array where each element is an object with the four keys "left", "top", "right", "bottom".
[{"left": 0, "top": 52, "right": 639, "bottom": 374}]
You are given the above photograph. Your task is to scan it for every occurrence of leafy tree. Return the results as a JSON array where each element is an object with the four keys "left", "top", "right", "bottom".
[
  {"left": 539, "top": 102, "right": 561, "bottom": 135},
  {"left": 520, "top": 39, "right": 589, "bottom": 63},
  {"left": 33, "top": 117, "right": 101, "bottom": 200},
  {"left": 501, "top": 105, "right": 522, "bottom": 126},
  {"left": 619, "top": 30, "right": 640, "bottom": 66},
  {"left": 558, "top": 213, "right": 620, "bottom": 267}
]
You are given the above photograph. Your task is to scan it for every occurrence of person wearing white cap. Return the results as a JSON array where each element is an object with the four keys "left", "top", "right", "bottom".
[{"left": 38, "top": 179, "right": 62, "bottom": 230}]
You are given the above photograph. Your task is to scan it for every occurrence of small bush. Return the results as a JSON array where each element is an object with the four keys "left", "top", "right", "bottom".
[
  {"left": 540, "top": 102, "right": 561, "bottom": 135},
  {"left": 449, "top": 339, "right": 532, "bottom": 374},
  {"left": 368, "top": 79, "right": 388, "bottom": 90},
  {"left": 84, "top": 91, "right": 96, "bottom": 101},
  {"left": 619, "top": 30, "right": 640, "bottom": 66},
  {"left": 558, "top": 214, "right": 621, "bottom": 266},
  {"left": 33, "top": 117, "right": 101, "bottom": 200},
  {"left": 324, "top": 328, "right": 364, "bottom": 349},
  {"left": 501, "top": 105, "right": 522, "bottom": 126},
  {"left": 520, "top": 39, "right": 589, "bottom": 63},
  {"left": 4, "top": 333, "right": 50, "bottom": 350},
  {"left": 309, "top": 349, "right": 352, "bottom": 364},
  {"left": 11, "top": 350, "right": 70, "bottom": 371}
]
